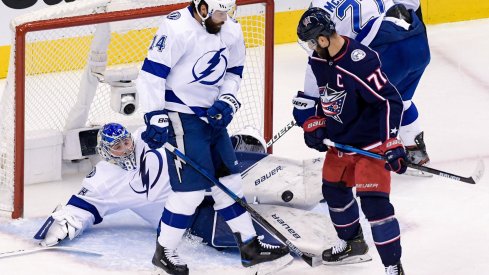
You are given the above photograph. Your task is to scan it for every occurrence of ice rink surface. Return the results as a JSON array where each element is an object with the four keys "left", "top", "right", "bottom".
[{"left": 1, "top": 18, "right": 489, "bottom": 275}]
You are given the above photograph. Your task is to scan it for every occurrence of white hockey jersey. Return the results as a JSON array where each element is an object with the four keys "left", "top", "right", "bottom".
[
  {"left": 137, "top": 6, "right": 246, "bottom": 120},
  {"left": 310, "top": 0, "right": 395, "bottom": 46},
  {"left": 63, "top": 127, "right": 171, "bottom": 231}
]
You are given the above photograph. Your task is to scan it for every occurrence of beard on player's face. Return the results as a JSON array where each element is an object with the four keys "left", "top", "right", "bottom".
[{"left": 205, "top": 17, "right": 224, "bottom": 34}]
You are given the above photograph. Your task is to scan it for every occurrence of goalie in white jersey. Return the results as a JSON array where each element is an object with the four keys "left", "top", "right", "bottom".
[{"left": 136, "top": 1, "right": 292, "bottom": 274}]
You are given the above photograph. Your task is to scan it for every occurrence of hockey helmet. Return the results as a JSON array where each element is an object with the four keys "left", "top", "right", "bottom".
[
  {"left": 96, "top": 123, "right": 137, "bottom": 171},
  {"left": 297, "top": 7, "right": 336, "bottom": 51},
  {"left": 231, "top": 126, "right": 267, "bottom": 153},
  {"left": 193, "top": 0, "right": 236, "bottom": 20}
]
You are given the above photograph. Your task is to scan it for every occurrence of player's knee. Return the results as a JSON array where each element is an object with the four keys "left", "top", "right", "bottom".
[
  {"left": 322, "top": 182, "right": 354, "bottom": 208},
  {"left": 212, "top": 174, "right": 243, "bottom": 210},
  {"left": 359, "top": 196, "right": 394, "bottom": 221},
  {"left": 165, "top": 190, "right": 206, "bottom": 215}
]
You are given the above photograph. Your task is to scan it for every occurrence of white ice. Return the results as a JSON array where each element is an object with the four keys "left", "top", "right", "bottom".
[{"left": 1, "top": 18, "right": 489, "bottom": 275}]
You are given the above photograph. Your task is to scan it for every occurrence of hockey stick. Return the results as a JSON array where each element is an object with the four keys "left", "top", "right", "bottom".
[
  {"left": 266, "top": 120, "right": 296, "bottom": 148},
  {"left": 164, "top": 143, "right": 322, "bottom": 267},
  {"left": 0, "top": 246, "right": 103, "bottom": 259},
  {"left": 323, "top": 139, "right": 485, "bottom": 184}
]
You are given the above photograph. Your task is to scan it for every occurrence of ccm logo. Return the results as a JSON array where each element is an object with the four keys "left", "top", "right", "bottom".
[
  {"left": 292, "top": 100, "right": 307, "bottom": 107},
  {"left": 386, "top": 139, "right": 401, "bottom": 147}
]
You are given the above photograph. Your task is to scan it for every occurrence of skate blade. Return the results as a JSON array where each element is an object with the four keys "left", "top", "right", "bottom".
[
  {"left": 322, "top": 254, "right": 372, "bottom": 266},
  {"left": 251, "top": 254, "right": 294, "bottom": 275}
]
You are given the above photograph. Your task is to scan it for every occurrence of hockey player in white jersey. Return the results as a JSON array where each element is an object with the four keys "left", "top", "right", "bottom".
[
  {"left": 300, "top": 0, "right": 431, "bottom": 167},
  {"left": 137, "top": 0, "right": 293, "bottom": 275},
  {"left": 34, "top": 123, "right": 172, "bottom": 246}
]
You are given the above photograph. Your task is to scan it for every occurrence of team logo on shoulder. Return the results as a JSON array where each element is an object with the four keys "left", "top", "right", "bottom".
[
  {"left": 351, "top": 49, "right": 366, "bottom": 62},
  {"left": 320, "top": 84, "right": 347, "bottom": 123},
  {"left": 167, "top": 11, "right": 181, "bottom": 20},
  {"left": 190, "top": 48, "right": 228, "bottom": 85},
  {"left": 86, "top": 167, "right": 96, "bottom": 178}
]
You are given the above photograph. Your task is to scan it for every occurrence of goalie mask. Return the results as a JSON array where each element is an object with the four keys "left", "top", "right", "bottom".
[
  {"left": 96, "top": 123, "right": 137, "bottom": 171},
  {"left": 231, "top": 126, "right": 267, "bottom": 153}
]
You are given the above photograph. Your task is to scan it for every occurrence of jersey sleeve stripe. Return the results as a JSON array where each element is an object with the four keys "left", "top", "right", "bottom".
[
  {"left": 226, "top": 66, "right": 244, "bottom": 78},
  {"left": 67, "top": 195, "right": 103, "bottom": 225},
  {"left": 141, "top": 58, "right": 171, "bottom": 79},
  {"left": 336, "top": 65, "right": 386, "bottom": 101}
]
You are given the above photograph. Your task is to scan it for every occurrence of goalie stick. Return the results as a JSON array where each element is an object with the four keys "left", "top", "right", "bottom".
[
  {"left": 323, "top": 139, "right": 485, "bottom": 184},
  {"left": 164, "top": 143, "right": 322, "bottom": 267},
  {"left": 0, "top": 246, "right": 103, "bottom": 259}
]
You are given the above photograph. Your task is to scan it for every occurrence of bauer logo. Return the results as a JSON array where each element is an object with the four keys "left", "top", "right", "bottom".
[
  {"left": 271, "top": 214, "right": 301, "bottom": 239},
  {"left": 254, "top": 166, "right": 283, "bottom": 186}
]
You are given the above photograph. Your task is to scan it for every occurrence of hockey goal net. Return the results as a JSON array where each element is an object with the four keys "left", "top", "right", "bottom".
[{"left": 0, "top": 0, "right": 274, "bottom": 218}]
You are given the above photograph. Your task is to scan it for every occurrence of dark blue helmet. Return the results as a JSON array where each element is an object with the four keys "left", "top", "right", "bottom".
[{"left": 297, "top": 7, "right": 336, "bottom": 42}]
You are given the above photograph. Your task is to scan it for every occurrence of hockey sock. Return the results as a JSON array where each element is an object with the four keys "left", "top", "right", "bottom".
[
  {"left": 361, "top": 196, "right": 402, "bottom": 266},
  {"left": 322, "top": 184, "right": 360, "bottom": 240}
]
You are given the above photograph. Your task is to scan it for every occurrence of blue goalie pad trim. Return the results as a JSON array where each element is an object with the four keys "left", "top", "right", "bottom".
[
  {"left": 161, "top": 209, "right": 193, "bottom": 229},
  {"left": 235, "top": 151, "right": 268, "bottom": 176},
  {"left": 216, "top": 200, "right": 247, "bottom": 221},
  {"left": 67, "top": 195, "right": 103, "bottom": 225},
  {"left": 141, "top": 58, "right": 171, "bottom": 79},
  {"left": 226, "top": 66, "right": 244, "bottom": 78},
  {"left": 33, "top": 216, "right": 55, "bottom": 240}
]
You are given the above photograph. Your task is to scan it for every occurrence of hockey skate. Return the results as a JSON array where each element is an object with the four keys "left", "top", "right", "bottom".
[
  {"left": 322, "top": 227, "right": 372, "bottom": 265},
  {"left": 152, "top": 241, "right": 189, "bottom": 275},
  {"left": 235, "top": 233, "right": 293, "bottom": 275},
  {"left": 404, "top": 131, "right": 432, "bottom": 177},
  {"left": 385, "top": 262, "right": 405, "bottom": 275}
]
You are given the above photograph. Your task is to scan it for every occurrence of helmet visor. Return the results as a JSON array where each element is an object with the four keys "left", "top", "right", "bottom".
[
  {"left": 298, "top": 38, "right": 317, "bottom": 54},
  {"left": 211, "top": 10, "right": 228, "bottom": 22}
]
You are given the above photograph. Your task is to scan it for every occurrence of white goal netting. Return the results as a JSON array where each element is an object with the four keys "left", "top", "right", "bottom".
[{"left": 0, "top": 0, "right": 273, "bottom": 217}]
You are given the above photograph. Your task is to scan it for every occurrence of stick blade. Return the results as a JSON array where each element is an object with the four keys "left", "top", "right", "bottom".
[{"left": 469, "top": 159, "right": 485, "bottom": 184}]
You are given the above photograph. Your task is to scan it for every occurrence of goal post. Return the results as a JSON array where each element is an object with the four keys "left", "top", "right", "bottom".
[{"left": 1, "top": 0, "right": 275, "bottom": 219}]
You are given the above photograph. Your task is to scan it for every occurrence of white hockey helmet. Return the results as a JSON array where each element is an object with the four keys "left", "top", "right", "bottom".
[
  {"left": 96, "top": 123, "right": 137, "bottom": 171},
  {"left": 231, "top": 126, "right": 267, "bottom": 153},
  {"left": 193, "top": 0, "right": 236, "bottom": 20}
]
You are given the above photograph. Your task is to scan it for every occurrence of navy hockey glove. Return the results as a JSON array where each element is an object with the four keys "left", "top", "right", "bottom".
[
  {"left": 303, "top": 116, "right": 328, "bottom": 152},
  {"left": 292, "top": 91, "right": 318, "bottom": 127},
  {"left": 142, "top": 110, "right": 169, "bottom": 149},
  {"left": 207, "top": 94, "right": 241, "bottom": 129},
  {"left": 380, "top": 138, "right": 408, "bottom": 174}
]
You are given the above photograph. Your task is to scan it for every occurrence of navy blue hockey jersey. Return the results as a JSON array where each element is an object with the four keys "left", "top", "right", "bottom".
[{"left": 304, "top": 37, "right": 403, "bottom": 149}]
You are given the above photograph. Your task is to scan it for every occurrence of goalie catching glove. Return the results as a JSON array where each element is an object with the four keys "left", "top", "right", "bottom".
[
  {"left": 207, "top": 94, "right": 241, "bottom": 129},
  {"left": 39, "top": 205, "right": 83, "bottom": 247}
]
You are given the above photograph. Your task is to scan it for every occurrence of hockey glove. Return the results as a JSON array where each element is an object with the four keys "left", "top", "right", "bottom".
[
  {"left": 40, "top": 206, "right": 83, "bottom": 247},
  {"left": 303, "top": 116, "right": 328, "bottom": 152},
  {"left": 292, "top": 91, "right": 318, "bottom": 127},
  {"left": 380, "top": 138, "right": 408, "bottom": 174},
  {"left": 207, "top": 94, "right": 241, "bottom": 129},
  {"left": 142, "top": 110, "right": 169, "bottom": 149}
]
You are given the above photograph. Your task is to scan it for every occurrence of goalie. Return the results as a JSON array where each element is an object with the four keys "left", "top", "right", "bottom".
[{"left": 34, "top": 123, "right": 330, "bottom": 271}]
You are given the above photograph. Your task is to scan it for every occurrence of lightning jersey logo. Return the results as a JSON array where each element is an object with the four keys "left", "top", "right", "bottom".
[
  {"left": 320, "top": 84, "right": 347, "bottom": 123},
  {"left": 130, "top": 148, "right": 163, "bottom": 198},
  {"left": 191, "top": 48, "right": 228, "bottom": 85}
]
